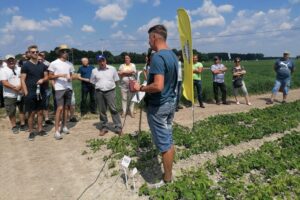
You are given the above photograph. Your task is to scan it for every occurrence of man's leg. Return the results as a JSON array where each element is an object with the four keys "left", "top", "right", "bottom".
[
  {"left": 95, "top": 90, "right": 109, "bottom": 131},
  {"left": 213, "top": 82, "right": 219, "bottom": 104},
  {"left": 120, "top": 89, "right": 127, "bottom": 116},
  {"left": 105, "top": 90, "right": 122, "bottom": 132},
  {"left": 28, "top": 111, "right": 37, "bottom": 133},
  {"left": 37, "top": 110, "right": 44, "bottom": 132},
  {"left": 220, "top": 83, "right": 227, "bottom": 103},
  {"left": 162, "top": 145, "right": 175, "bottom": 181},
  {"left": 269, "top": 80, "right": 281, "bottom": 103},
  {"left": 89, "top": 85, "right": 97, "bottom": 113},
  {"left": 80, "top": 85, "right": 88, "bottom": 115}
]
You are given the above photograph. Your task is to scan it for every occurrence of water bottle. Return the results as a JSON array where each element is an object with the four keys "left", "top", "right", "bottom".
[
  {"left": 17, "top": 94, "right": 21, "bottom": 102},
  {"left": 36, "top": 85, "right": 41, "bottom": 101},
  {"left": 36, "top": 84, "right": 40, "bottom": 95}
]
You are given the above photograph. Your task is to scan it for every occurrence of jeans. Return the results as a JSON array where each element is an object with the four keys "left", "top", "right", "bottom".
[
  {"left": 213, "top": 82, "right": 227, "bottom": 103},
  {"left": 194, "top": 80, "right": 203, "bottom": 105},
  {"left": 95, "top": 89, "right": 122, "bottom": 130},
  {"left": 80, "top": 83, "right": 96, "bottom": 114},
  {"left": 147, "top": 101, "right": 175, "bottom": 153},
  {"left": 272, "top": 78, "right": 290, "bottom": 95},
  {"left": 176, "top": 81, "right": 182, "bottom": 107}
]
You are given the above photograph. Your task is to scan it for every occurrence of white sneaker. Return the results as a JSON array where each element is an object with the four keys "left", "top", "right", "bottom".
[
  {"left": 54, "top": 131, "right": 63, "bottom": 140},
  {"left": 62, "top": 126, "right": 69, "bottom": 134},
  {"left": 247, "top": 102, "right": 252, "bottom": 106},
  {"left": 148, "top": 180, "right": 165, "bottom": 189},
  {"left": 236, "top": 101, "right": 240, "bottom": 105}
]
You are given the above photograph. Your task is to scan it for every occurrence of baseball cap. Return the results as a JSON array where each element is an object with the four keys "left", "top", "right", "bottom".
[
  {"left": 213, "top": 56, "right": 219, "bottom": 60},
  {"left": 5, "top": 54, "right": 15, "bottom": 60},
  {"left": 283, "top": 50, "right": 290, "bottom": 55},
  {"left": 96, "top": 55, "right": 106, "bottom": 61}
]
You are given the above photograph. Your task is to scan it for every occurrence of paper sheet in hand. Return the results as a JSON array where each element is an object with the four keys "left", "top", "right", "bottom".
[{"left": 131, "top": 71, "right": 146, "bottom": 103}]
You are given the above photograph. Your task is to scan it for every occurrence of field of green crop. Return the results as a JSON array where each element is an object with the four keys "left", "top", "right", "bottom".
[
  {"left": 86, "top": 100, "right": 300, "bottom": 199},
  {"left": 72, "top": 59, "right": 299, "bottom": 111}
]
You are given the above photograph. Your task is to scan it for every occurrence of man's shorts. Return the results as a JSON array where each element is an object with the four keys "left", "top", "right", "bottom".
[
  {"left": 4, "top": 97, "right": 25, "bottom": 117},
  {"left": 147, "top": 101, "right": 176, "bottom": 153},
  {"left": 55, "top": 89, "right": 73, "bottom": 107},
  {"left": 24, "top": 93, "right": 46, "bottom": 113},
  {"left": 272, "top": 78, "right": 290, "bottom": 95}
]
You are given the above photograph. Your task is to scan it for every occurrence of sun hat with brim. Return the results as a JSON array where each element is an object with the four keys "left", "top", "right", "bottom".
[
  {"left": 5, "top": 54, "right": 15, "bottom": 60},
  {"left": 55, "top": 44, "right": 70, "bottom": 54}
]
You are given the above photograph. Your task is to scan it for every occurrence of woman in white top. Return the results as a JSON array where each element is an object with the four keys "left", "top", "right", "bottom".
[{"left": 118, "top": 55, "right": 136, "bottom": 118}]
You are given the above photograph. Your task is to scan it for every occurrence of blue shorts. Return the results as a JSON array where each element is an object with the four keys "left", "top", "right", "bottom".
[
  {"left": 272, "top": 78, "right": 290, "bottom": 95},
  {"left": 147, "top": 101, "right": 175, "bottom": 153}
]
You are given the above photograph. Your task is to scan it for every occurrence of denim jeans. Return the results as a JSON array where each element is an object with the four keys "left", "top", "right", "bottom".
[
  {"left": 176, "top": 81, "right": 182, "bottom": 107},
  {"left": 147, "top": 100, "right": 175, "bottom": 153},
  {"left": 213, "top": 82, "right": 227, "bottom": 103},
  {"left": 194, "top": 80, "right": 203, "bottom": 105},
  {"left": 272, "top": 78, "right": 290, "bottom": 95}
]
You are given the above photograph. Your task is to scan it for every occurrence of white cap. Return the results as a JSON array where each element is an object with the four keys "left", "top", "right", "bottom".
[{"left": 5, "top": 54, "right": 15, "bottom": 60}]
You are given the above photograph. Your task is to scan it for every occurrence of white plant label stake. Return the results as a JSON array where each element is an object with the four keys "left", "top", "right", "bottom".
[
  {"left": 121, "top": 156, "right": 131, "bottom": 189},
  {"left": 131, "top": 167, "right": 138, "bottom": 191}
]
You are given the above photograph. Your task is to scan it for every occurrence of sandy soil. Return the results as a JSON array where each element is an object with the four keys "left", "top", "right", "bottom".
[{"left": 0, "top": 89, "right": 299, "bottom": 200}]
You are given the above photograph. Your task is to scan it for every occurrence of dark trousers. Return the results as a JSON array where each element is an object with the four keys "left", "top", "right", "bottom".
[
  {"left": 194, "top": 80, "right": 203, "bottom": 105},
  {"left": 213, "top": 82, "right": 227, "bottom": 103},
  {"left": 95, "top": 89, "right": 121, "bottom": 130},
  {"left": 176, "top": 81, "right": 182, "bottom": 107},
  {"left": 0, "top": 84, "right": 4, "bottom": 107},
  {"left": 80, "top": 84, "right": 96, "bottom": 114}
]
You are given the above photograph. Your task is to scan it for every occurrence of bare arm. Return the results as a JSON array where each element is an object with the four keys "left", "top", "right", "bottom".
[
  {"left": 193, "top": 67, "right": 203, "bottom": 74},
  {"left": 134, "top": 74, "right": 164, "bottom": 93},
  {"left": 20, "top": 73, "right": 28, "bottom": 96},
  {"left": 1, "top": 80, "right": 21, "bottom": 92},
  {"left": 37, "top": 71, "right": 49, "bottom": 85}
]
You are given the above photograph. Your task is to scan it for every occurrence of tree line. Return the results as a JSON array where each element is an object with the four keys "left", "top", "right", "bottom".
[{"left": 16, "top": 47, "right": 298, "bottom": 65}]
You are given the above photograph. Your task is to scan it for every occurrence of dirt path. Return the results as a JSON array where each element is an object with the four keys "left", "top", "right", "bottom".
[{"left": 0, "top": 89, "right": 299, "bottom": 200}]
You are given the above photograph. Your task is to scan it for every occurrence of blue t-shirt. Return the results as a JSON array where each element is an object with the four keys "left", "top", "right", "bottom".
[
  {"left": 78, "top": 65, "right": 94, "bottom": 85},
  {"left": 146, "top": 50, "right": 178, "bottom": 106},
  {"left": 274, "top": 58, "right": 294, "bottom": 80}
]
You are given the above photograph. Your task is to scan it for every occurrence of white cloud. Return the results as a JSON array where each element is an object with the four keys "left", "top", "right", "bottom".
[
  {"left": 0, "top": 34, "right": 15, "bottom": 46},
  {"left": 192, "top": 16, "right": 225, "bottom": 29},
  {"left": 153, "top": 0, "right": 160, "bottom": 6},
  {"left": 81, "top": 25, "right": 95, "bottom": 32},
  {"left": 137, "top": 17, "right": 160, "bottom": 33},
  {"left": 111, "top": 22, "right": 119, "bottom": 28},
  {"left": 2, "top": 14, "right": 72, "bottom": 33},
  {"left": 1, "top": 6, "right": 19, "bottom": 15},
  {"left": 289, "top": 0, "right": 300, "bottom": 4},
  {"left": 219, "top": 8, "right": 292, "bottom": 36},
  {"left": 95, "top": 4, "right": 127, "bottom": 21},
  {"left": 190, "top": 0, "right": 233, "bottom": 17}
]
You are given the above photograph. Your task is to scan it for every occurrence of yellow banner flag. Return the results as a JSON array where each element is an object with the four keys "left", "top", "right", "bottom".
[{"left": 177, "top": 8, "right": 194, "bottom": 103}]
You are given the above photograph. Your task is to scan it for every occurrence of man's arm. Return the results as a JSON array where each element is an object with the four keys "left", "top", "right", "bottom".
[
  {"left": 37, "top": 71, "right": 49, "bottom": 85},
  {"left": 1, "top": 80, "right": 21, "bottom": 92},
  {"left": 20, "top": 73, "right": 28, "bottom": 96},
  {"left": 135, "top": 74, "right": 164, "bottom": 93}
]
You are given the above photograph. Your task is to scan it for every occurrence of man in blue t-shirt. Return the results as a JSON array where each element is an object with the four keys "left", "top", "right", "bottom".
[
  {"left": 267, "top": 51, "right": 295, "bottom": 104},
  {"left": 134, "top": 25, "right": 178, "bottom": 187},
  {"left": 77, "top": 57, "right": 96, "bottom": 116}
]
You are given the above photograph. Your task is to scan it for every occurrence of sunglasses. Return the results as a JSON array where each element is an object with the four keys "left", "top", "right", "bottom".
[{"left": 30, "top": 51, "right": 39, "bottom": 54}]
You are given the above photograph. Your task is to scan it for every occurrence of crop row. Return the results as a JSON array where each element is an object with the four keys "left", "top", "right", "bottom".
[
  {"left": 139, "top": 131, "right": 300, "bottom": 199},
  {"left": 86, "top": 101, "right": 300, "bottom": 170}
]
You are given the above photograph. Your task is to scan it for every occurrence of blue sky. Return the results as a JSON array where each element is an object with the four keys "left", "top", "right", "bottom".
[{"left": 0, "top": 0, "right": 299, "bottom": 57}]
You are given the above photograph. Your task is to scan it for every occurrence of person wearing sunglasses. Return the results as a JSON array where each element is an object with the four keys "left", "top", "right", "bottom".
[
  {"left": 21, "top": 45, "right": 49, "bottom": 141},
  {"left": 0, "top": 55, "right": 26, "bottom": 134}
]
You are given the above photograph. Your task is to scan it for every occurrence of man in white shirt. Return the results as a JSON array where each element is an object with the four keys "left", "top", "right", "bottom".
[
  {"left": 48, "top": 44, "right": 75, "bottom": 140},
  {"left": 90, "top": 55, "right": 122, "bottom": 136},
  {"left": 0, "top": 55, "right": 26, "bottom": 133}
]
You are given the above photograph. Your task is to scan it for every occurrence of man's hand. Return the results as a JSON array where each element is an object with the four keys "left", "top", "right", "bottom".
[
  {"left": 36, "top": 79, "right": 44, "bottom": 85},
  {"left": 133, "top": 82, "right": 142, "bottom": 92}
]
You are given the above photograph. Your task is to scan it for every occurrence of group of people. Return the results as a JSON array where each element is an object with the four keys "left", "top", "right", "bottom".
[{"left": 0, "top": 24, "right": 296, "bottom": 187}]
